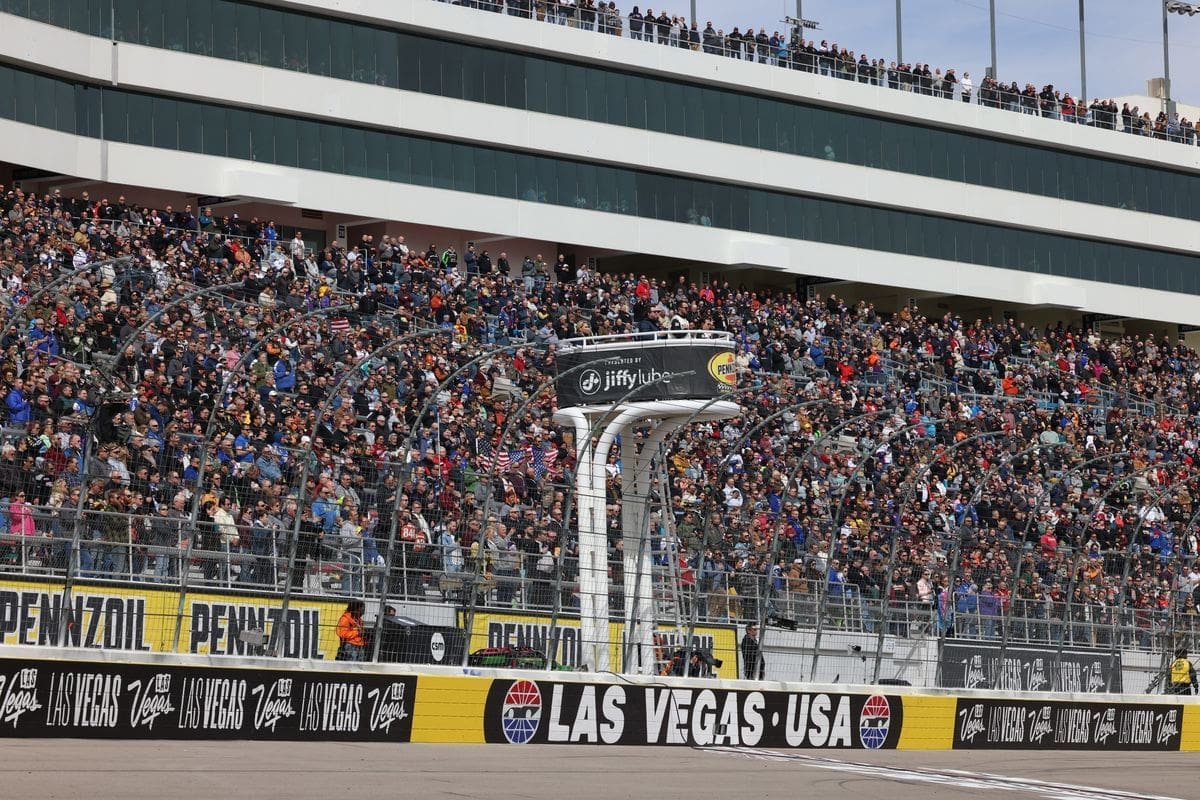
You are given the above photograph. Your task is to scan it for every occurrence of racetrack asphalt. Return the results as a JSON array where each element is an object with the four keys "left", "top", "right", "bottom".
[{"left": 1, "top": 741, "right": 1193, "bottom": 799}]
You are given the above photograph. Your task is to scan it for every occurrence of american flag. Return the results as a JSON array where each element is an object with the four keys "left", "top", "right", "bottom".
[
  {"left": 330, "top": 317, "right": 350, "bottom": 334},
  {"left": 530, "top": 444, "right": 558, "bottom": 480},
  {"left": 475, "top": 435, "right": 494, "bottom": 471},
  {"left": 502, "top": 449, "right": 527, "bottom": 472}
]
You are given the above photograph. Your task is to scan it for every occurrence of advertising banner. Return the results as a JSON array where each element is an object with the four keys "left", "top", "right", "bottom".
[
  {"left": 951, "top": 697, "right": 1182, "bottom": 751},
  {"left": 940, "top": 642, "right": 1122, "bottom": 693},
  {"left": 0, "top": 579, "right": 343, "bottom": 659},
  {"left": 464, "top": 611, "right": 739, "bottom": 679},
  {"left": 556, "top": 343, "right": 736, "bottom": 407},
  {"left": 482, "top": 678, "right": 902, "bottom": 748},
  {"left": 0, "top": 657, "right": 415, "bottom": 741}
]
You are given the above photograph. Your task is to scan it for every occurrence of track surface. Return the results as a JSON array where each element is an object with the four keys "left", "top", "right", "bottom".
[{"left": 1, "top": 742, "right": 1193, "bottom": 799}]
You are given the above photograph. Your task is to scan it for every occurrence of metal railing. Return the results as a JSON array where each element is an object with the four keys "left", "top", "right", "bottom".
[
  {"left": 436, "top": 0, "right": 1200, "bottom": 149},
  {"left": 2, "top": 514, "right": 1194, "bottom": 651}
]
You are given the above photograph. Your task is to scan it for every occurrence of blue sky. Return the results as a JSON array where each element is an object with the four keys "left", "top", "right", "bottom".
[{"left": 683, "top": 0, "right": 1200, "bottom": 106}]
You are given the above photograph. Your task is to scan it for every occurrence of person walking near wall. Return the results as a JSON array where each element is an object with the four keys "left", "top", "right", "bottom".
[
  {"left": 741, "top": 623, "right": 765, "bottom": 680},
  {"left": 336, "top": 600, "right": 367, "bottom": 662}
]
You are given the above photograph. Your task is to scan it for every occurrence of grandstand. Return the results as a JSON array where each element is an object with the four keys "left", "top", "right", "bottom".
[{"left": 0, "top": 0, "right": 1198, "bottom": 689}]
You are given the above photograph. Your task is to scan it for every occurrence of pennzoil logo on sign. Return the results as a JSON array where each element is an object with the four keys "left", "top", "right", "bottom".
[{"left": 707, "top": 352, "right": 737, "bottom": 390}]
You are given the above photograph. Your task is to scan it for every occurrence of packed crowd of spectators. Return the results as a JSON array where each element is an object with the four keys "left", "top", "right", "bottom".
[
  {"left": 1, "top": 182, "right": 1200, "bottom": 653},
  {"left": 437, "top": 0, "right": 1199, "bottom": 147}
]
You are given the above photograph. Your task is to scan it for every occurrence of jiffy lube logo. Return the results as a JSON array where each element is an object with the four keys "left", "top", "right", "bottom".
[
  {"left": 251, "top": 678, "right": 296, "bottom": 733},
  {"left": 128, "top": 673, "right": 175, "bottom": 731},
  {"left": 501, "top": 680, "right": 543, "bottom": 744},
  {"left": 0, "top": 668, "right": 41, "bottom": 728},
  {"left": 578, "top": 369, "right": 602, "bottom": 396}
]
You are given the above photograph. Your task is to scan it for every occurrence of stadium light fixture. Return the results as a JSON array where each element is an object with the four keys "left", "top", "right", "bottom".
[
  {"left": 1165, "top": 1, "right": 1200, "bottom": 15},
  {"left": 1163, "top": 1, "right": 1200, "bottom": 117}
]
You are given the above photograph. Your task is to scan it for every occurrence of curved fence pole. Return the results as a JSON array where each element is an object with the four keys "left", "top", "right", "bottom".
[
  {"left": 191, "top": 303, "right": 364, "bottom": 512},
  {"left": 603, "top": 374, "right": 822, "bottom": 675},
  {"left": 726, "top": 403, "right": 900, "bottom": 681},
  {"left": 357, "top": 340, "right": 537, "bottom": 662},
  {"left": 994, "top": 449, "right": 1133, "bottom": 677},
  {"left": 370, "top": 342, "right": 523, "bottom": 663},
  {"left": 95, "top": 279, "right": 258, "bottom": 650},
  {"left": 614, "top": 378, "right": 815, "bottom": 674},
  {"left": 56, "top": 402, "right": 105, "bottom": 647},
  {"left": 854, "top": 428, "right": 1008, "bottom": 685},
  {"left": 997, "top": 458, "right": 1179, "bottom": 679},
  {"left": 678, "top": 390, "right": 829, "bottom": 677},
  {"left": 772, "top": 406, "right": 933, "bottom": 682},
  {"left": 105, "top": 281, "right": 250, "bottom": 392},
  {"left": 1161, "top": 501, "right": 1200, "bottom": 676},
  {"left": 653, "top": 382, "right": 826, "bottom": 675},
  {"left": 169, "top": 302, "right": 362, "bottom": 651},
  {"left": 643, "top": 378, "right": 832, "bottom": 670},
  {"left": 1103, "top": 464, "right": 1196, "bottom": 690},
  {"left": 272, "top": 327, "right": 449, "bottom": 657},
  {"left": 54, "top": 359, "right": 140, "bottom": 647},
  {"left": 816, "top": 418, "right": 942, "bottom": 680},
  {"left": 5, "top": 255, "right": 136, "bottom": 336},
  {"left": 829, "top": 419, "right": 940, "bottom": 542},
  {"left": 1048, "top": 456, "right": 1164, "bottom": 663},
  {"left": 75, "top": 278, "right": 246, "bottom": 651},
  {"left": 932, "top": 441, "right": 1072, "bottom": 687}
]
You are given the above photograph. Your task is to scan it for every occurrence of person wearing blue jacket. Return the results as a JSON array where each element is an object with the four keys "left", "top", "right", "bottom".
[
  {"left": 273, "top": 356, "right": 296, "bottom": 392},
  {"left": 5, "top": 379, "right": 31, "bottom": 424}
]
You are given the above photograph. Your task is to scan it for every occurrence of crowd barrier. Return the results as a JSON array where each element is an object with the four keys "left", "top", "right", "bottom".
[{"left": 0, "top": 647, "right": 1195, "bottom": 750}]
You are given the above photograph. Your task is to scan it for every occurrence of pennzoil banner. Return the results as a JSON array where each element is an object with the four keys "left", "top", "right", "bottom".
[
  {"left": 0, "top": 580, "right": 341, "bottom": 659},
  {"left": 0, "top": 657, "right": 415, "bottom": 741},
  {"left": 483, "top": 678, "right": 902, "bottom": 748},
  {"left": 556, "top": 342, "right": 736, "bottom": 407},
  {"left": 464, "top": 611, "right": 739, "bottom": 679}
]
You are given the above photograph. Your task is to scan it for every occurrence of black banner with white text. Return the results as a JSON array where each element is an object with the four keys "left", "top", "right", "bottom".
[
  {"left": 0, "top": 658, "right": 414, "bottom": 741},
  {"left": 952, "top": 698, "right": 1181, "bottom": 750},
  {"left": 556, "top": 343, "right": 736, "bottom": 407},
  {"left": 940, "top": 642, "right": 1123, "bottom": 693},
  {"left": 482, "top": 678, "right": 901, "bottom": 748}
]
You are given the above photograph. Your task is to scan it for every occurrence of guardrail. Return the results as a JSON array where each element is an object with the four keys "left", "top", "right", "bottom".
[
  {"left": 0, "top": 646, "right": 1194, "bottom": 748},
  {"left": 1, "top": 525, "right": 1193, "bottom": 668},
  {"left": 440, "top": 1, "right": 1198, "bottom": 149}
]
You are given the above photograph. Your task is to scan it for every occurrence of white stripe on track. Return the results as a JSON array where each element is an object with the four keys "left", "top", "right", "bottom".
[{"left": 707, "top": 746, "right": 1183, "bottom": 800}]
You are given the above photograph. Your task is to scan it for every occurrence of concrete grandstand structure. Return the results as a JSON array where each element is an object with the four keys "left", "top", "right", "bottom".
[
  {"left": 2, "top": 1, "right": 1200, "bottom": 325},
  {"left": 0, "top": 0, "right": 1198, "bottom": 692}
]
